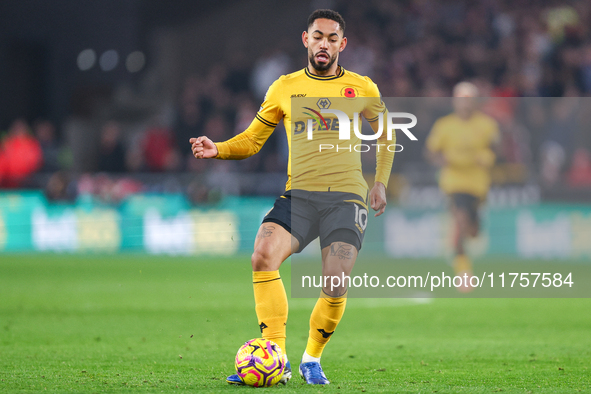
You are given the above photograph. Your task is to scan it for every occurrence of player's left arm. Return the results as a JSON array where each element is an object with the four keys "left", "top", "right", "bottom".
[
  {"left": 369, "top": 180, "right": 387, "bottom": 217},
  {"left": 368, "top": 119, "right": 391, "bottom": 217},
  {"left": 363, "top": 81, "right": 393, "bottom": 217}
]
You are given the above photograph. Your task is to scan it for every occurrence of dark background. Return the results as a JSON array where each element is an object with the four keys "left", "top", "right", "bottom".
[{"left": 1, "top": 0, "right": 590, "bottom": 202}]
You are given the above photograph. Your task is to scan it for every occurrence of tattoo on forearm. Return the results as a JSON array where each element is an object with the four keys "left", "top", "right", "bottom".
[
  {"left": 257, "top": 225, "right": 275, "bottom": 239},
  {"left": 330, "top": 243, "right": 354, "bottom": 260}
]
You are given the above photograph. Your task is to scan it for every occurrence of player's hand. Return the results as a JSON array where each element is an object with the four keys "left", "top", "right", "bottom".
[
  {"left": 190, "top": 136, "right": 218, "bottom": 159},
  {"left": 369, "top": 181, "right": 387, "bottom": 217}
]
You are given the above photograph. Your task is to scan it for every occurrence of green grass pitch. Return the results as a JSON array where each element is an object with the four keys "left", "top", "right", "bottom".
[{"left": 1, "top": 254, "right": 590, "bottom": 393}]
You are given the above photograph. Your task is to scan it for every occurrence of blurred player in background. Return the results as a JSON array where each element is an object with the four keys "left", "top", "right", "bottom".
[
  {"left": 426, "top": 82, "right": 499, "bottom": 292},
  {"left": 190, "top": 9, "right": 394, "bottom": 385}
]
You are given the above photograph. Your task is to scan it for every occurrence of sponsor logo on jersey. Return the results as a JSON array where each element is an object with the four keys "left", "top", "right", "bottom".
[{"left": 293, "top": 116, "right": 339, "bottom": 135}]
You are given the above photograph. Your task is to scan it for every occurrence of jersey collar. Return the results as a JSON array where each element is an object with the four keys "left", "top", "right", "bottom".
[{"left": 305, "top": 65, "right": 345, "bottom": 81}]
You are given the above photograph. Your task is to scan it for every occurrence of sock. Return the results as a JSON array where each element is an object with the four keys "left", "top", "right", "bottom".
[
  {"left": 253, "top": 270, "right": 288, "bottom": 355},
  {"left": 453, "top": 254, "right": 472, "bottom": 274},
  {"left": 305, "top": 291, "right": 347, "bottom": 358},
  {"left": 301, "top": 350, "right": 320, "bottom": 364}
]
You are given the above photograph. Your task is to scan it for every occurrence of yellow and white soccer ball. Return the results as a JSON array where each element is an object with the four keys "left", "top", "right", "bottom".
[{"left": 234, "top": 338, "right": 285, "bottom": 387}]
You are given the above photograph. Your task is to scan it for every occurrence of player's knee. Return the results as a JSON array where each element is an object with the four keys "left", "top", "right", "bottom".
[
  {"left": 251, "top": 249, "right": 278, "bottom": 271},
  {"left": 321, "top": 264, "right": 352, "bottom": 297},
  {"left": 322, "top": 286, "right": 347, "bottom": 297},
  {"left": 455, "top": 211, "right": 470, "bottom": 232},
  {"left": 322, "top": 230, "right": 361, "bottom": 256},
  {"left": 459, "top": 213, "right": 479, "bottom": 238}
]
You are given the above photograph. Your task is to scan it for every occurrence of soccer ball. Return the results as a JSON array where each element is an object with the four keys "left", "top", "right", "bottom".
[{"left": 234, "top": 338, "right": 285, "bottom": 387}]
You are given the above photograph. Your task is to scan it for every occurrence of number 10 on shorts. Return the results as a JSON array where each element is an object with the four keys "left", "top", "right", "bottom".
[{"left": 354, "top": 204, "right": 368, "bottom": 233}]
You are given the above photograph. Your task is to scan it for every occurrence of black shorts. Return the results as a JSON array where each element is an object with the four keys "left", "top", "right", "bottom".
[
  {"left": 449, "top": 193, "right": 481, "bottom": 225},
  {"left": 262, "top": 190, "right": 368, "bottom": 253}
]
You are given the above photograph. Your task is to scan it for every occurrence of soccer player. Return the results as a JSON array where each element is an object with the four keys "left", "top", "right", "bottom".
[
  {"left": 425, "top": 82, "right": 499, "bottom": 291},
  {"left": 190, "top": 9, "right": 394, "bottom": 385}
]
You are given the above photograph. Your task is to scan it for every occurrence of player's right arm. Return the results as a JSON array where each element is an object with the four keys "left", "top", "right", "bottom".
[
  {"left": 190, "top": 79, "right": 283, "bottom": 160},
  {"left": 190, "top": 119, "right": 276, "bottom": 160},
  {"left": 190, "top": 135, "right": 217, "bottom": 158}
]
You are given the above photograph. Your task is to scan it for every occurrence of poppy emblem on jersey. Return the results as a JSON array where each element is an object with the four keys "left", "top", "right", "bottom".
[{"left": 341, "top": 86, "right": 358, "bottom": 98}]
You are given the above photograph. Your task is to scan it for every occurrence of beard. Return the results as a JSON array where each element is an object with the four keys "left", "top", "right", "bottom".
[{"left": 308, "top": 49, "right": 338, "bottom": 72}]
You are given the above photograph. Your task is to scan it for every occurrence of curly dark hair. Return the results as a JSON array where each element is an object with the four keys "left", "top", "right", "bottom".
[{"left": 307, "top": 9, "right": 345, "bottom": 34}]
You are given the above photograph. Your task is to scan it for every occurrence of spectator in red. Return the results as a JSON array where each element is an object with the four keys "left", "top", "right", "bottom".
[
  {"left": 143, "top": 122, "right": 179, "bottom": 172},
  {"left": 0, "top": 119, "right": 43, "bottom": 188},
  {"left": 567, "top": 148, "right": 591, "bottom": 187}
]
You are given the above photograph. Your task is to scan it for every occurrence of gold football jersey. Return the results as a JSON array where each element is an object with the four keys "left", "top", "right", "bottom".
[
  {"left": 215, "top": 67, "right": 395, "bottom": 199},
  {"left": 426, "top": 111, "right": 499, "bottom": 198}
]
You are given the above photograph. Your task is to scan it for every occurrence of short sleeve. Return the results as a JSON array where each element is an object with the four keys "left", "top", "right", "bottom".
[
  {"left": 255, "top": 79, "right": 284, "bottom": 127},
  {"left": 361, "top": 79, "right": 386, "bottom": 122}
]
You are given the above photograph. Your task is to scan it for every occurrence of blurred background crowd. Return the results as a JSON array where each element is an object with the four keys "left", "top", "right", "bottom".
[{"left": 1, "top": 0, "right": 591, "bottom": 204}]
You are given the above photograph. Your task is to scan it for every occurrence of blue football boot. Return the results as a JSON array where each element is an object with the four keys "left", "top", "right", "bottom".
[
  {"left": 299, "top": 361, "right": 330, "bottom": 385},
  {"left": 225, "top": 373, "right": 244, "bottom": 385}
]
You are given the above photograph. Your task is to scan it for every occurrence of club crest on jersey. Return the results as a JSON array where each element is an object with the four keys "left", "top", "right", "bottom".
[{"left": 316, "top": 98, "right": 331, "bottom": 109}]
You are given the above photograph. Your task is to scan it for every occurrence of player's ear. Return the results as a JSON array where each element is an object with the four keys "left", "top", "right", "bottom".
[
  {"left": 302, "top": 31, "right": 308, "bottom": 48},
  {"left": 339, "top": 36, "right": 347, "bottom": 52}
]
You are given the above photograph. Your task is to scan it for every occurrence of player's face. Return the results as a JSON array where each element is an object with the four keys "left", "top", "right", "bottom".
[
  {"left": 302, "top": 18, "right": 347, "bottom": 73},
  {"left": 453, "top": 96, "right": 477, "bottom": 118}
]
